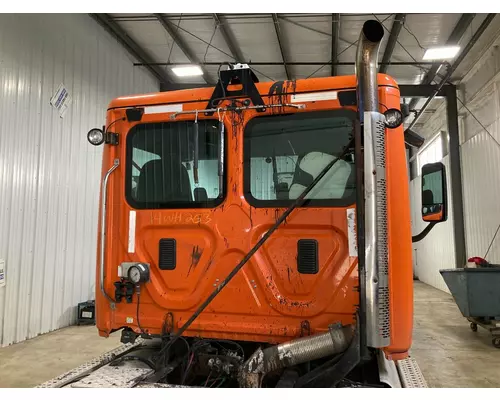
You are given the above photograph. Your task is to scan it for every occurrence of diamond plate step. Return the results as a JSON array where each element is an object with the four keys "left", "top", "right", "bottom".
[
  {"left": 36, "top": 338, "right": 144, "bottom": 388},
  {"left": 396, "top": 357, "right": 428, "bottom": 388},
  {"left": 70, "top": 365, "right": 153, "bottom": 388}
]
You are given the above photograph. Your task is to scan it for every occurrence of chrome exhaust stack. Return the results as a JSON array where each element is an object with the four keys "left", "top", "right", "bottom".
[
  {"left": 355, "top": 20, "right": 391, "bottom": 349},
  {"left": 237, "top": 20, "right": 389, "bottom": 389},
  {"left": 356, "top": 20, "right": 385, "bottom": 114}
]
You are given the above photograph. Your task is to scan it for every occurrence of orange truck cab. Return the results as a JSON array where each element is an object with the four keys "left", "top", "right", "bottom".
[{"left": 86, "top": 20, "right": 435, "bottom": 388}]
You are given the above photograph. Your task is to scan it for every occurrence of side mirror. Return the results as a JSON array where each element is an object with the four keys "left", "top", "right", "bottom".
[
  {"left": 404, "top": 128, "right": 425, "bottom": 148},
  {"left": 421, "top": 162, "right": 447, "bottom": 223}
]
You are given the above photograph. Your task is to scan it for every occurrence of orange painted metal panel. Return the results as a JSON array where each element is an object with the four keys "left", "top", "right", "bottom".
[{"left": 95, "top": 74, "right": 413, "bottom": 359}]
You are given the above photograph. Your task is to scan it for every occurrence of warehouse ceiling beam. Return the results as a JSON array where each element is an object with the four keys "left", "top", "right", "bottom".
[
  {"left": 154, "top": 13, "right": 215, "bottom": 85},
  {"left": 272, "top": 14, "right": 292, "bottom": 80},
  {"left": 422, "top": 13, "right": 476, "bottom": 84},
  {"left": 89, "top": 13, "right": 172, "bottom": 85},
  {"left": 401, "top": 84, "right": 466, "bottom": 266},
  {"left": 213, "top": 14, "right": 245, "bottom": 63},
  {"left": 379, "top": 14, "right": 406, "bottom": 74},
  {"left": 399, "top": 84, "right": 447, "bottom": 98},
  {"left": 160, "top": 82, "right": 212, "bottom": 91},
  {"left": 407, "top": 13, "right": 475, "bottom": 111},
  {"left": 445, "top": 85, "right": 466, "bottom": 268},
  {"left": 407, "top": 13, "right": 495, "bottom": 129},
  {"left": 331, "top": 14, "right": 340, "bottom": 76},
  {"left": 134, "top": 61, "right": 437, "bottom": 67}
]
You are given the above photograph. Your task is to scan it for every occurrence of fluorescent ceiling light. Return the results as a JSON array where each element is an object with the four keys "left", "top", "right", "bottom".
[
  {"left": 171, "top": 65, "right": 203, "bottom": 77},
  {"left": 423, "top": 46, "right": 460, "bottom": 60}
]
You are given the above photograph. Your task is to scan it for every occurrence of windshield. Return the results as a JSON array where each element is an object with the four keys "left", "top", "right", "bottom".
[
  {"left": 243, "top": 109, "right": 355, "bottom": 207},
  {"left": 125, "top": 120, "right": 225, "bottom": 209}
]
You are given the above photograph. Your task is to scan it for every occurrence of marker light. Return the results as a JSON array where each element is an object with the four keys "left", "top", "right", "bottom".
[
  {"left": 87, "top": 128, "right": 105, "bottom": 146},
  {"left": 384, "top": 108, "right": 403, "bottom": 129}
]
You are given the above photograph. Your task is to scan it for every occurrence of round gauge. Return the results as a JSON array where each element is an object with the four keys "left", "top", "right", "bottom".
[
  {"left": 127, "top": 263, "right": 149, "bottom": 284},
  {"left": 128, "top": 266, "right": 141, "bottom": 283}
]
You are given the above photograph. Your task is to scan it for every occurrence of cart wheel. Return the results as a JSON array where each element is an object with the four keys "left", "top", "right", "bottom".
[
  {"left": 470, "top": 322, "right": 478, "bottom": 332},
  {"left": 492, "top": 337, "right": 500, "bottom": 348}
]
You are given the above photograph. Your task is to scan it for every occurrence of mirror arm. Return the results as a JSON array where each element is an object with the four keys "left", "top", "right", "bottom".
[{"left": 412, "top": 222, "right": 437, "bottom": 243}]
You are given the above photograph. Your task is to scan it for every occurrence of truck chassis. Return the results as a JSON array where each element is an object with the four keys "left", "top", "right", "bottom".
[{"left": 36, "top": 337, "right": 427, "bottom": 388}]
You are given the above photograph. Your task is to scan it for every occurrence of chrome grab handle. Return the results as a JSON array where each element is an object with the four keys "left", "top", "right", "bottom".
[{"left": 100, "top": 159, "right": 119, "bottom": 306}]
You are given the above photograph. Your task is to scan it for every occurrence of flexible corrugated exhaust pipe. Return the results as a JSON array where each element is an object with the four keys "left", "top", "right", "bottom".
[
  {"left": 356, "top": 20, "right": 391, "bottom": 349},
  {"left": 240, "top": 324, "right": 354, "bottom": 386}
]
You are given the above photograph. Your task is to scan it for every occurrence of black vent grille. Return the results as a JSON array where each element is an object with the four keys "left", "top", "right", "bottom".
[
  {"left": 297, "top": 239, "right": 319, "bottom": 274},
  {"left": 159, "top": 239, "right": 176, "bottom": 270}
]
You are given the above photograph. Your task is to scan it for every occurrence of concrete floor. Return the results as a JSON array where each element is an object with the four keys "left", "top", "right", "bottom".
[
  {"left": 0, "top": 281, "right": 499, "bottom": 387},
  {"left": 0, "top": 326, "right": 120, "bottom": 388},
  {"left": 411, "top": 281, "right": 500, "bottom": 388}
]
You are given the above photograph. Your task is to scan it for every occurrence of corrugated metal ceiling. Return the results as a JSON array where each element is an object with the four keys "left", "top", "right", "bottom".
[
  {"left": 106, "top": 13, "right": 496, "bottom": 83},
  {"left": 105, "top": 13, "right": 499, "bottom": 109}
]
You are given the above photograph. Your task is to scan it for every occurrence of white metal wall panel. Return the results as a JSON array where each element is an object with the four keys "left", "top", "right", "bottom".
[
  {"left": 457, "top": 32, "right": 500, "bottom": 266},
  {"left": 410, "top": 25, "right": 500, "bottom": 293},
  {"left": 250, "top": 157, "right": 297, "bottom": 200},
  {"left": 0, "top": 14, "right": 158, "bottom": 346},
  {"left": 184, "top": 160, "right": 220, "bottom": 199},
  {"left": 461, "top": 133, "right": 500, "bottom": 263}
]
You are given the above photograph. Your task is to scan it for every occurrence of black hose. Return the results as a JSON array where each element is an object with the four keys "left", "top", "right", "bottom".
[
  {"left": 163, "top": 138, "right": 355, "bottom": 351},
  {"left": 177, "top": 335, "right": 191, "bottom": 354},
  {"left": 110, "top": 355, "right": 156, "bottom": 370},
  {"left": 105, "top": 117, "right": 126, "bottom": 132},
  {"left": 210, "top": 339, "right": 245, "bottom": 358},
  {"left": 181, "top": 352, "right": 195, "bottom": 385},
  {"left": 60, "top": 373, "right": 92, "bottom": 388},
  {"left": 159, "top": 330, "right": 191, "bottom": 369},
  {"left": 136, "top": 290, "right": 148, "bottom": 336},
  {"left": 294, "top": 353, "right": 344, "bottom": 387}
]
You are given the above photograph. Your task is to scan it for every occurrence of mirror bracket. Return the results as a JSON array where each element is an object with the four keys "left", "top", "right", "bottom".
[
  {"left": 105, "top": 132, "right": 119, "bottom": 146},
  {"left": 412, "top": 222, "right": 437, "bottom": 243}
]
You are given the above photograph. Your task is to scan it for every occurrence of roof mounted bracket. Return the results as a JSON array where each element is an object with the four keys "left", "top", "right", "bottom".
[{"left": 205, "top": 63, "right": 265, "bottom": 116}]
